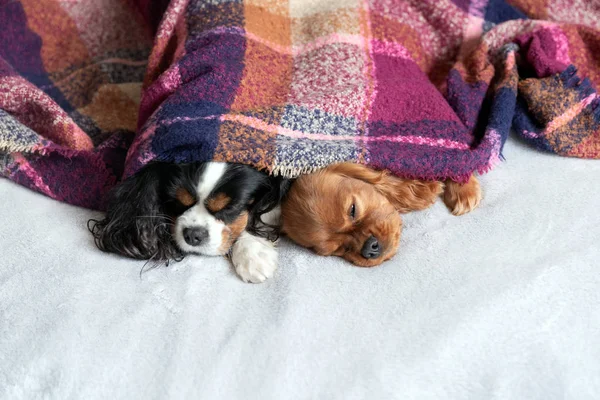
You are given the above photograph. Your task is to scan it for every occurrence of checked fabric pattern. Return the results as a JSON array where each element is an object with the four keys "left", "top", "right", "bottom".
[{"left": 1, "top": 0, "right": 599, "bottom": 210}]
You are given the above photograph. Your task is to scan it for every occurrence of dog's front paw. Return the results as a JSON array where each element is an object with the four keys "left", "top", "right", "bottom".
[
  {"left": 230, "top": 232, "right": 278, "bottom": 283},
  {"left": 444, "top": 175, "right": 482, "bottom": 216}
]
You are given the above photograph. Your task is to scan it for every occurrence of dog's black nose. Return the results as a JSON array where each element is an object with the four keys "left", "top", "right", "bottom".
[
  {"left": 361, "top": 236, "right": 381, "bottom": 259},
  {"left": 183, "top": 227, "right": 208, "bottom": 246}
]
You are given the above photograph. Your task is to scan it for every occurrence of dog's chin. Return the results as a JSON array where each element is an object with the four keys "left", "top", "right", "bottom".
[
  {"left": 173, "top": 237, "right": 228, "bottom": 257},
  {"left": 183, "top": 246, "right": 227, "bottom": 257},
  {"left": 342, "top": 251, "right": 395, "bottom": 267},
  {"left": 173, "top": 229, "right": 228, "bottom": 256}
]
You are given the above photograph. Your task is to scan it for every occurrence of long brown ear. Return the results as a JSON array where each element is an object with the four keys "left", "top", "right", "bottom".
[{"left": 327, "top": 163, "right": 442, "bottom": 213}]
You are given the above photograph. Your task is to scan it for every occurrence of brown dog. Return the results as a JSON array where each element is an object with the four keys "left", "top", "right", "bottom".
[{"left": 281, "top": 163, "right": 481, "bottom": 267}]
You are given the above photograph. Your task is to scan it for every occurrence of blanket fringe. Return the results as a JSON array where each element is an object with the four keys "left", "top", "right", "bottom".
[
  {"left": 270, "top": 160, "right": 493, "bottom": 184},
  {"left": 0, "top": 143, "right": 38, "bottom": 154},
  {"left": 271, "top": 164, "right": 325, "bottom": 179}
]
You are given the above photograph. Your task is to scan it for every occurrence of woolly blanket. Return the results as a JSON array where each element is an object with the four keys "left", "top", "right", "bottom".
[{"left": 1, "top": 0, "right": 599, "bottom": 210}]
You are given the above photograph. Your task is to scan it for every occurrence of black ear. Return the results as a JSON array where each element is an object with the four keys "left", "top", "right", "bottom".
[
  {"left": 247, "top": 174, "right": 291, "bottom": 241},
  {"left": 88, "top": 163, "right": 182, "bottom": 261}
]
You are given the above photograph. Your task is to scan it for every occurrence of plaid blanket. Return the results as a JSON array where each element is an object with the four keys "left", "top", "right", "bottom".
[{"left": 1, "top": 0, "right": 599, "bottom": 210}]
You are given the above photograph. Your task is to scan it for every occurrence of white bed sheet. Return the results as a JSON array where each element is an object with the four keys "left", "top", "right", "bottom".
[{"left": 1, "top": 138, "right": 600, "bottom": 400}]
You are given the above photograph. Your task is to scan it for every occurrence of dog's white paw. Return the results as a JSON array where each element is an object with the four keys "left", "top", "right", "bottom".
[{"left": 231, "top": 232, "right": 278, "bottom": 283}]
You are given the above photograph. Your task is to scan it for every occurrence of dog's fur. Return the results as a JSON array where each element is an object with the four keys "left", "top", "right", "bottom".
[
  {"left": 89, "top": 162, "right": 289, "bottom": 283},
  {"left": 89, "top": 161, "right": 481, "bottom": 281},
  {"left": 281, "top": 163, "right": 481, "bottom": 267}
]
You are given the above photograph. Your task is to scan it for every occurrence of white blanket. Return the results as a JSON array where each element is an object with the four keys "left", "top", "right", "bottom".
[{"left": 1, "top": 139, "right": 600, "bottom": 400}]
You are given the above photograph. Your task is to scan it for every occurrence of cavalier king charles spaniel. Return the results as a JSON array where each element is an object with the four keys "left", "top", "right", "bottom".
[
  {"left": 90, "top": 161, "right": 480, "bottom": 282},
  {"left": 280, "top": 163, "right": 481, "bottom": 267},
  {"left": 89, "top": 162, "right": 289, "bottom": 283}
]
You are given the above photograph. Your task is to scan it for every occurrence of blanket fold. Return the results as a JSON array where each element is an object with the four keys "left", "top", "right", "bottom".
[{"left": 1, "top": 0, "right": 599, "bottom": 210}]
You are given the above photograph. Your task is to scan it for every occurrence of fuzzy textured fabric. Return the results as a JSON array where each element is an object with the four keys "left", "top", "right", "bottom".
[{"left": 0, "top": 0, "right": 599, "bottom": 210}]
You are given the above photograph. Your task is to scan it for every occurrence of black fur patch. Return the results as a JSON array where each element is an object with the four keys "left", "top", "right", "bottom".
[{"left": 88, "top": 162, "right": 289, "bottom": 262}]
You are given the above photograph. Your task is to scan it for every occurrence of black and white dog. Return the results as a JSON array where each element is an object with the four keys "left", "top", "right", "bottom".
[{"left": 89, "top": 162, "right": 289, "bottom": 282}]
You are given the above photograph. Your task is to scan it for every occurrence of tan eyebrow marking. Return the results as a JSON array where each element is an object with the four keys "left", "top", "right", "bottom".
[
  {"left": 206, "top": 192, "right": 231, "bottom": 212},
  {"left": 176, "top": 188, "right": 195, "bottom": 206}
]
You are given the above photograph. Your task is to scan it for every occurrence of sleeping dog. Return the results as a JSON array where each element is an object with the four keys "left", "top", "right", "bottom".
[
  {"left": 90, "top": 162, "right": 480, "bottom": 282},
  {"left": 281, "top": 163, "right": 481, "bottom": 267},
  {"left": 89, "top": 162, "right": 289, "bottom": 283}
]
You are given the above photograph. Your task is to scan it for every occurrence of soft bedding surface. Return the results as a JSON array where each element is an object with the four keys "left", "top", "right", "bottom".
[{"left": 1, "top": 138, "right": 599, "bottom": 399}]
